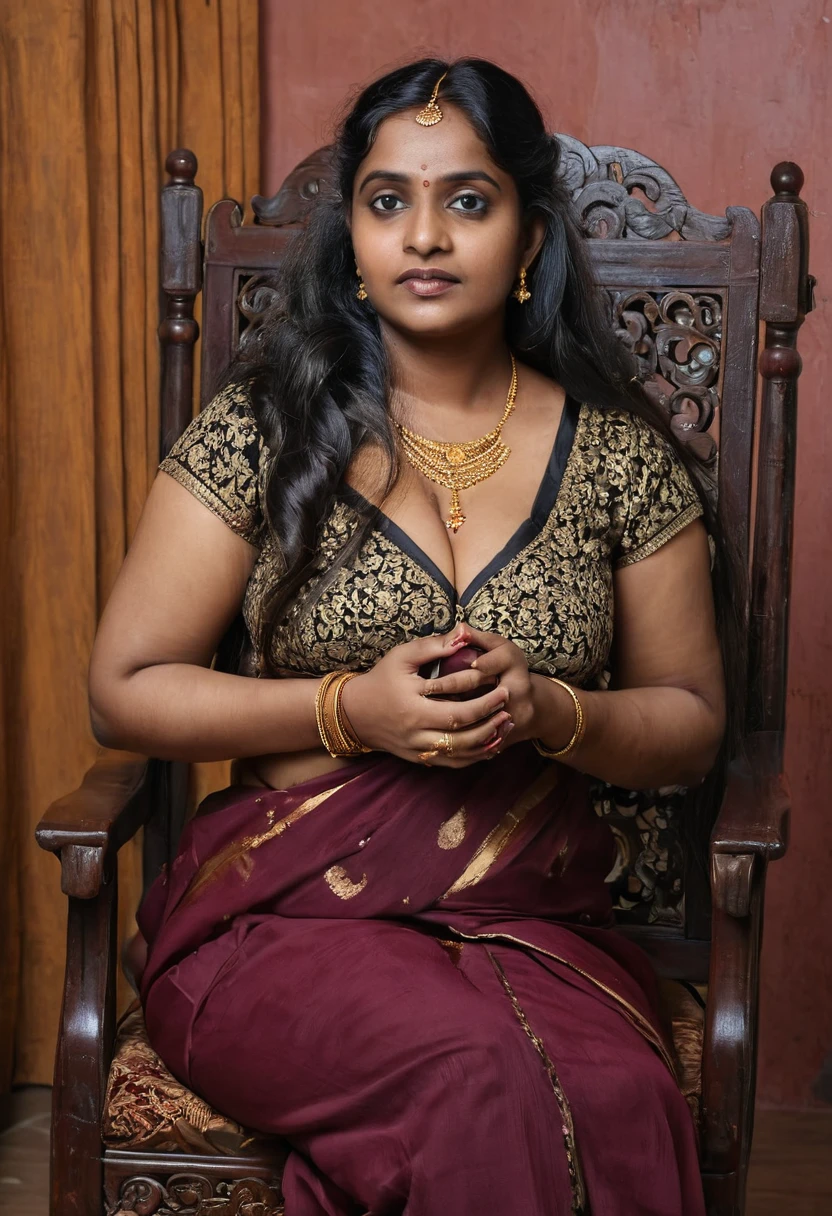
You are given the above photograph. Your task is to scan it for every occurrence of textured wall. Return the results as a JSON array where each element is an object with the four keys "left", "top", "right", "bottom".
[{"left": 260, "top": 0, "right": 832, "bottom": 1109}]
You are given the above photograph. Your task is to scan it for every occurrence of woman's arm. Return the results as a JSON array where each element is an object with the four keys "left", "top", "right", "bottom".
[
  {"left": 531, "top": 520, "right": 725, "bottom": 788},
  {"left": 89, "top": 473, "right": 325, "bottom": 761},
  {"left": 442, "top": 519, "right": 726, "bottom": 789}
]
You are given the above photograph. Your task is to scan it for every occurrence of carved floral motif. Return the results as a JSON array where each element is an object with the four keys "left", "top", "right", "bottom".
[
  {"left": 251, "top": 147, "right": 335, "bottom": 227},
  {"left": 107, "top": 1173, "right": 284, "bottom": 1216},
  {"left": 554, "top": 133, "right": 732, "bottom": 242},
  {"left": 611, "top": 288, "right": 722, "bottom": 468}
]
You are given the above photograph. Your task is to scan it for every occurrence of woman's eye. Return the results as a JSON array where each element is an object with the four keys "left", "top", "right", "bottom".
[
  {"left": 450, "top": 193, "right": 487, "bottom": 214},
  {"left": 371, "top": 194, "right": 405, "bottom": 212}
]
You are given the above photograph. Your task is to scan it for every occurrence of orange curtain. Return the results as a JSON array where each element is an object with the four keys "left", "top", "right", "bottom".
[{"left": 0, "top": 0, "right": 259, "bottom": 1088}]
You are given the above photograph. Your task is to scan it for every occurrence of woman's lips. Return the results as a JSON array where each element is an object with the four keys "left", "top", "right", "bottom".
[{"left": 401, "top": 277, "right": 458, "bottom": 297}]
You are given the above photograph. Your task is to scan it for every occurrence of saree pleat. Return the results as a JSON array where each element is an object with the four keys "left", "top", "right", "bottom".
[{"left": 139, "top": 745, "right": 705, "bottom": 1216}]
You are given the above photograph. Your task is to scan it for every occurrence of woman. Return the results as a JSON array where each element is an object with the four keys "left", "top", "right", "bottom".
[{"left": 90, "top": 59, "right": 727, "bottom": 1216}]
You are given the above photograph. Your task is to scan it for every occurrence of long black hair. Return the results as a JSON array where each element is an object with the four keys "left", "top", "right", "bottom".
[{"left": 228, "top": 56, "right": 744, "bottom": 847}]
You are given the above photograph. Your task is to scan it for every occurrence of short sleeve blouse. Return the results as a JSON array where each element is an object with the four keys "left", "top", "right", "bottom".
[
  {"left": 157, "top": 383, "right": 705, "bottom": 684},
  {"left": 160, "top": 383, "right": 265, "bottom": 546}
]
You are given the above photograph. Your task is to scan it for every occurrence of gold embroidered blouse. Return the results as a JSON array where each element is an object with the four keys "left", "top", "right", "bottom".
[{"left": 159, "top": 382, "right": 703, "bottom": 686}]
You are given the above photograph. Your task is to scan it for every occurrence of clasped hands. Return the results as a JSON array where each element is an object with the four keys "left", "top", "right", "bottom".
[{"left": 340, "top": 622, "right": 574, "bottom": 768}]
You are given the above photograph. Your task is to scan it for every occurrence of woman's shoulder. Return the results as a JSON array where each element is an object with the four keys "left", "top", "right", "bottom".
[
  {"left": 158, "top": 380, "right": 266, "bottom": 544},
  {"left": 576, "top": 402, "right": 705, "bottom": 567},
  {"left": 188, "top": 379, "right": 261, "bottom": 439}
]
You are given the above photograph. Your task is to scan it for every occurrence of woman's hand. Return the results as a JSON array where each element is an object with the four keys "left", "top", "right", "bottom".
[
  {"left": 340, "top": 627, "right": 515, "bottom": 767},
  {"left": 420, "top": 624, "right": 577, "bottom": 754}
]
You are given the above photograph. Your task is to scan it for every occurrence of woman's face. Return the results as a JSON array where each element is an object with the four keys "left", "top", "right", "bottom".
[{"left": 349, "top": 105, "right": 544, "bottom": 341}]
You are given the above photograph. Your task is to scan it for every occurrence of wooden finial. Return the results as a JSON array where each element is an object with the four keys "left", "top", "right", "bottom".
[
  {"left": 770, "top": 162, "right": 804, "bottom": 198},
  {"left": 165, "top": 149, "right": 198, "bottom": 185}
]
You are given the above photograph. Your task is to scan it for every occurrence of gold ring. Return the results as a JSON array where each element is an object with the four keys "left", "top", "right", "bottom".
[
  {"left": 418, "top": 749, "right": 439, "bottom": 765},
  {"left": 437, "top": 731, "right": 454, "bottom": 757}
]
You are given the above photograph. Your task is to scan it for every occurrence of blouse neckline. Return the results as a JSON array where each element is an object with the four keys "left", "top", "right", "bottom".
[{"left": 338, "top": 398, "right": 583, "bottom": 613}]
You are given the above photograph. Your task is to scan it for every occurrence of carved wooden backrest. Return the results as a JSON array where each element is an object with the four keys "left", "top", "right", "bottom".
[{"left": 157, "top": 142, "right": 811, "bottom": 965}]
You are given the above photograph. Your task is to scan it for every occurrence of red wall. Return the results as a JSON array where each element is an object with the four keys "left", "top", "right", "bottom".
[{"left": 260, "top": 0, "right": 832, "bottom": 1109}]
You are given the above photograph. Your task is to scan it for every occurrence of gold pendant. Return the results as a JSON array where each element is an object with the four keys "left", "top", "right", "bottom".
[
  {"left": 446, "top": 490, "right": 466, "bottom": 532},
  {"left": 395, "top": 353, "right": 518, "bottom": 534}
]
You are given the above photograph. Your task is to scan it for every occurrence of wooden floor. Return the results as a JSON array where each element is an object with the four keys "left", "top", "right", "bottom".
[
  {"left": 745, "top": 1109, "right": 832, "bottom": 1215},
  {"left": 1, "top": 1087, "right": 831, "bottom": 1213}
]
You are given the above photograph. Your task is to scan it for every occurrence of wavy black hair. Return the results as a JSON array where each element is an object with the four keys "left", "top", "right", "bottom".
[{"left": 226, "top": 56, "right": 744, "bottom": 851}]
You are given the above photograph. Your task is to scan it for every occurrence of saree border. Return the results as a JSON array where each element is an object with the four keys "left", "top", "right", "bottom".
[
  {"left": 486, "top": 947, "right": 588, "bottom": 1214},
  {"left": 443, "top": 925, "right": 678, "bottom": 1080}
]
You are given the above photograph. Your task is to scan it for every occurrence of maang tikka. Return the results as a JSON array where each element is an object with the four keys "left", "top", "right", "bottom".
[{"left": 415, "top": 71, "right": 449, "bottom": 126}]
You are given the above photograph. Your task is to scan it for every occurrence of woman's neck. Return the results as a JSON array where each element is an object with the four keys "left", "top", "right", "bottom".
[{"left": 383, "top": 321, "right": 515, "bottom": 433}]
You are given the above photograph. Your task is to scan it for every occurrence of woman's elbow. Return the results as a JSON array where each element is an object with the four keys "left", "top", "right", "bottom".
[
  {"left": 88, "top": 687, "right": 128, "bottom": 750},
  {"left": 88, "top": 653, "right": 135, "bottom": 750},
  {"left": 680, "top": 706, "right": 726, "bottom": 786},
  {"left": 89, "top": 698, "right": 122, "bottom": 749}
]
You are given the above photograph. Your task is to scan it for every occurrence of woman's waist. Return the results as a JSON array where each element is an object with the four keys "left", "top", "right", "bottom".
[
  {"left": 232, "top": 747, "right": 365, "bottom": 793},
  {"left": 152, "top": 750, "right": 606, "bottom": 935}
]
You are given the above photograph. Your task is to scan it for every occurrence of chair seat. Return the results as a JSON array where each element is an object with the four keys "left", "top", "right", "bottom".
[
  {"left": 103, "top": 983, "right": 705, "bottom": 1158},
  {"left": 103, "top": 1003, "right": 279, "bottom": 1157}
]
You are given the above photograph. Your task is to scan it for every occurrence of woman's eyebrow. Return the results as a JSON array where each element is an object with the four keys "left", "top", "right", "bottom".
[
  {"left": 357, "top": 169, "right": 502, "bottom": 192},
  {"left": 440, "top": 170, "right": 501, "bottom": 191},
  {"left": 357, "top": 170, "right": 409, "bottom": 192}
]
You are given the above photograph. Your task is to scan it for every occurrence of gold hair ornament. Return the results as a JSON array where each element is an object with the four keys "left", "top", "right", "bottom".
[{"left": 415, "top": 71, "right": 449, "bottom": 126}]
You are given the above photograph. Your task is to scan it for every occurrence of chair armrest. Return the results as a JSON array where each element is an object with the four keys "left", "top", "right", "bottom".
[
  {"left": 36, "top": 749, "right": 154, "bottom": 898},
  {"left": 711, "top": 730, "right": 790, "bottom": 863}
]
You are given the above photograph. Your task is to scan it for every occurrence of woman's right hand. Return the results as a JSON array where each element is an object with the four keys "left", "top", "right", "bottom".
[{"left": 340, "top": 628, "right": 514, "bottom": 767}]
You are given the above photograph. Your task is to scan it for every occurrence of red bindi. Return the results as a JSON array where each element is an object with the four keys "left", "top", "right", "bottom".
[
  {"left": 420, "top": 163, "right": 428, "bottom": 170},
  {"left": 423, "top": 179, "right": 430, "bottom": 187}
]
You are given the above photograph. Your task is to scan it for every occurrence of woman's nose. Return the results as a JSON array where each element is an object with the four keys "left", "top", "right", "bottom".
[{"left": 403, "top": 199, "right": 452, "bottom": 258}]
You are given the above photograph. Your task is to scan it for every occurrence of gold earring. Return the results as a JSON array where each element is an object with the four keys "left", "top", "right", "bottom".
[
  {"left": 512, "top": 266, "right": 531, "bottom": 304},
  {"left": 355, "top": 266, "right": 368, "bottom": 301}
]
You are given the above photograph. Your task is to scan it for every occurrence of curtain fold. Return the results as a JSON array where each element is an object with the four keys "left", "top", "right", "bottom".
[{"left": 0, "top": 0, "right": 259, "bottom": 1088}]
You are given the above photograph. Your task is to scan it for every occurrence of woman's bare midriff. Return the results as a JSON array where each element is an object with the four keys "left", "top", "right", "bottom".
[{"left": 234, "top": 748, "right": 365, "bottom": 792}]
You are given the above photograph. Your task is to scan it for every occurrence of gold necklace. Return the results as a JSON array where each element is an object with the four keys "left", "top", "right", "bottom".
[{"left": 394, "top": 355, "right": 518, "bottom": 532}]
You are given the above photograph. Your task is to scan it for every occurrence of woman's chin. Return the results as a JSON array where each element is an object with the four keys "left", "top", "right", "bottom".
[{"left": 381, "top": 305, "right": 495, "bottom": 342}]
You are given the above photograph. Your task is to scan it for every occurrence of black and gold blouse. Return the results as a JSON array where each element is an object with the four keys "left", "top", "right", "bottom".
[{"left": 160, "top": 383, "right": 703, "bottom": 687}]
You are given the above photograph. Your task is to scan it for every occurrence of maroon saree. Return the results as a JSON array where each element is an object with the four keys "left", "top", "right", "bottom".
[{"left": 139, "top": 743, "right": 705, "bottom": 1216}]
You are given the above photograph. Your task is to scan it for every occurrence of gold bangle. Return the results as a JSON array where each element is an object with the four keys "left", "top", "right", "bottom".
[
  {"left": 315, "top": 671, "right": 371, "bottom": 757},
  {"left": 315, "top": 672, "right": 342, "bottom": 756},
  {"left": 532, "top": 677, "right": 586, "bottom": 760},
  {"left": 332, "top": 672, "right": 372, "bottom": 755},
  {"left": 322, "top": 673, "right": 354, "bottom": 756}
]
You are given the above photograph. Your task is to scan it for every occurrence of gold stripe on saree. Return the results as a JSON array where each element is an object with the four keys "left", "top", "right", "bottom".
[
  {"left": 180, "top": 779, "right": 357, "bottom": 909},
  {"left": 440, "top": 765, "right": 561, "bottom": 899}
]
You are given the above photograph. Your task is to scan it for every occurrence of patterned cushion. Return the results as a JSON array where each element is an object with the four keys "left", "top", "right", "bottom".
[
  {"left": 659, "top": 979, "right": 707, "bottom": 1124},
  {"left": 103, "top": 1003, "right": 277, "bottom": 1156},
  {"left": 104, "top": 988, "right": 705, "bottom": 1155}
]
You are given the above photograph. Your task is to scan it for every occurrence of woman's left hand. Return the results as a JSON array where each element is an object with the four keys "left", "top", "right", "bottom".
[{"left": 421, "top": 623, "right": 572, "bottom": 755}]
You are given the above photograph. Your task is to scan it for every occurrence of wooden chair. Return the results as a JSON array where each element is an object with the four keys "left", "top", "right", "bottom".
[{"left": 36, "top": 140, "right": 814, "bottom": 1216}]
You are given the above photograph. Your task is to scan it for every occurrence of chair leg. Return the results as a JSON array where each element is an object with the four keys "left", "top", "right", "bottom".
[
  {"left": 701, "top": 1170, "right": 745, "bottom": 1216},
  {"left": 50, "top": 874, "right": 117, "bottom": 1215}
]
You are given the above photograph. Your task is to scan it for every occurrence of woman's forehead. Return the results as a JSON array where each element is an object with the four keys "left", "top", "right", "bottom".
[{"left": 358, "top": 107, "right": 504, "bottom": 181}]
